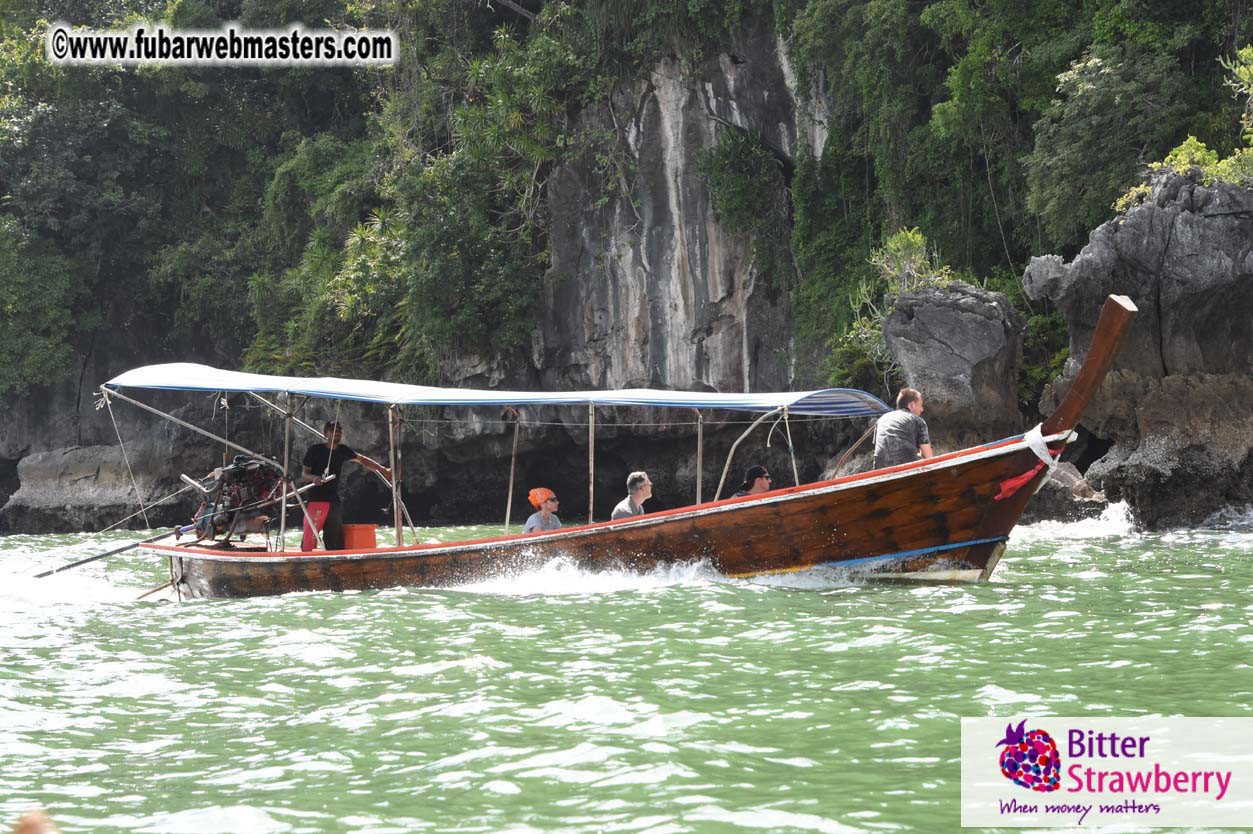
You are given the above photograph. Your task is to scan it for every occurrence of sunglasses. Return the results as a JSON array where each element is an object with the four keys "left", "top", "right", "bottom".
[{"left": 546, "top": 496, "right": 559, "bottom": 502}]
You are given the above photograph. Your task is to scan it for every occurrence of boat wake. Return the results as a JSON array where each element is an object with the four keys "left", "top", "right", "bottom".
[
  {"left": 0, "top": 534, "right": 157, "bottom": 609},
  {"left": 455, "top": 553, "right": 889, "bottom": 596},
  {"left": 0, "top": 562, "right": 138, "bottom": 610},
  {"left": 452, "top": 555, "right": 726, "bottom": 596}
]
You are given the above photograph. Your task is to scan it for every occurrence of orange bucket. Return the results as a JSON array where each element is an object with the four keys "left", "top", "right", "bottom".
[{"left": 342, "top": 523, "right": 377, "bottom": 550}]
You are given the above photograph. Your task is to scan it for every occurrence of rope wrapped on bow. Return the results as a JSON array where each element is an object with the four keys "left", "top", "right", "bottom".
[{"left": 993, "top": 424, "right": 1075, "bottom": 501}]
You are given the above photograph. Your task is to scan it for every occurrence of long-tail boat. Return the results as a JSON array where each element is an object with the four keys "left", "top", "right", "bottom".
[{"left": 101, "top": 295, "right": 1135, "bottom": 599}]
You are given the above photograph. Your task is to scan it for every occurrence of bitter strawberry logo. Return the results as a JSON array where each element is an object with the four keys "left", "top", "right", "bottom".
[{"left": 996, "top": 719, "right": 1061, "bottom": 792}]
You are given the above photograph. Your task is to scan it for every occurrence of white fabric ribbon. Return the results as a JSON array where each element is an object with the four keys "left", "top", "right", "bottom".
[{"left": 1024, "top": 423, "right": 1075, "bottom": 472}]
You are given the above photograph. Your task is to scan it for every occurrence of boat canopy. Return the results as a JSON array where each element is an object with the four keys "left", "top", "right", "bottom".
[{"left": 105, "top": 363, "right": 890, "bottom": 417}]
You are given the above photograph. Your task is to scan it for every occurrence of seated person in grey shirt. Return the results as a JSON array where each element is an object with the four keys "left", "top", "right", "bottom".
[
  {"left": 611, "top": 471, "right": 652, "bottom": 520},
  {"left": 872, "top": 387, "right": 935, "bottom": 469},
  {"left": 523, "top": 487, "right": 562, "bottom": 532}
]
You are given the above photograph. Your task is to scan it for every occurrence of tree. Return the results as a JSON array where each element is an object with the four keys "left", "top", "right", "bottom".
[
  {"left": 0, "top": 217, "right": 80, "bottom": 393},
  {"left": 1025, "top": 44, "right": 1195, "bottom": 248}
]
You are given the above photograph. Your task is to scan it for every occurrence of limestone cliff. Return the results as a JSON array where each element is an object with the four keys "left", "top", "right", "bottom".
[{"left": 1024, "top": 172, "right": 1253, "bottom": 528}]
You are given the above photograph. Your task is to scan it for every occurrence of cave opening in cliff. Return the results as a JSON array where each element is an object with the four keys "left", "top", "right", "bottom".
[{"left": 1064, "top": 428, "right": 1114, "bottom": 474}]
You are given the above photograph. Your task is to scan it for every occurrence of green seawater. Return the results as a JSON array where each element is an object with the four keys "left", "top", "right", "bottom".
[{"left": 2, "top": 506, "right": 1251, "bottom": 833}]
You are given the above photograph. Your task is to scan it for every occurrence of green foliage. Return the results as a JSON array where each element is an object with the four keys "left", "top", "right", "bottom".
[
  {"left": 263, "top": 135, "right": 377, "bottom": 262},
  {"left": 1025, "top": 44, "right": 1195, "bottom": 247},
  {"left": 0, "top": 217, "right": 81, "bottom": 393},
  {"left": 868, "top": 227, "right": 953, "bottom": 291},
  {"left": 699, "top": 130, "right": 792, "bottom": 290},
  {"left": 1020, "top": 312, "right": 1069, "bottom": 413},
  {"left": 1158, "top": 134, "right": 1221, "bottom": 175},
  {"left": 789, "top": 146, "right": 877, "bottom": 344},
  {"left": 0, "top": 0, "right": 376, "bottom": 374},
  {"left": 826, "top": 227, "right": 952, "bottom": 395},
  {"left": 1223, "top": 45, "right": 1253, "bottom": 143},
  {"left": 395, "top": 154, "right": 540, "bottom": 375},
  {"left": 826, "top": 278, "right": 901, "bottom": 395},
  {"left": 1113, "top": 46, "right": 1253, "bottom": 211}
]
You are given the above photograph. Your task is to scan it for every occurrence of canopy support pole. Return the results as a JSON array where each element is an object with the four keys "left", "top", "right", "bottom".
[
  {"left": 588, "top": 403, "right": 595, "bottom": 524},
  {"left": 832, "top": 422, "right": 877, "bottom": 478},
  {"left": 388, "top": 405, "right": 403, "bottom": 546},
  {"left": 784, "top": 406, "right": 799, "bottom": 486},
  {"left": 503, "top": 407, "right": 520, "bottom": 534},
  {"left": 279, "top": 395, "right": 293, "bottom": 551},
  {"left": 220, "top": 392, "right": 230, "bottom": 468},
  {"left": 693, "top": 409, "right": 703, "bottom": 504},
  {"left": 249, "top": 391, "right": 319, "bottom": 436},
  {"left": 104, "top": 387, "right": 285, "bottom": 472},
  {"left": 714, "top": 406, "right": 782, "bottom": 501}
]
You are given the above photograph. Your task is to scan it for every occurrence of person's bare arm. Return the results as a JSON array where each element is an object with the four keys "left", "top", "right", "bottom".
[
  {"left": 919, "top": 443, "right": 934, "bottom": 459},
  {"left": 353, "top": 454, "right": 393, "bottom": 482}
]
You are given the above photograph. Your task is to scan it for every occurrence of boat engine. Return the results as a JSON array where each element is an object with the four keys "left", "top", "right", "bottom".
[{"left": 180, "top": 456, "right": 281, "bottom": 542}]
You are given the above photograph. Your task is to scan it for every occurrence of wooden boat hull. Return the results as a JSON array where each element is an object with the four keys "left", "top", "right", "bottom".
[
  {"left": 134, "top": 296, "right": 1135, "bottom": 600},
  {"left": 150, "top": 432, "right": 1059, "bottom": 599}
]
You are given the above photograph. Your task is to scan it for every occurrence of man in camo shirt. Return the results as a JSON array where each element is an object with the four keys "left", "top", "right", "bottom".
[{"left": 872, "top": 387, "right": 935, "bottom": 469}]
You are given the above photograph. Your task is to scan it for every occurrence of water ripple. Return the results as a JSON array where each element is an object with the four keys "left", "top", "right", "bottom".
[{"left": 2, "top": 517, "right": 1251, "bottom": 831}]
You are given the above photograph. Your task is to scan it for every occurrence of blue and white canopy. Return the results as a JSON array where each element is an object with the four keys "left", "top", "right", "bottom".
[{"left": 105, "top": 363, "right": 889, "bottom": 418}]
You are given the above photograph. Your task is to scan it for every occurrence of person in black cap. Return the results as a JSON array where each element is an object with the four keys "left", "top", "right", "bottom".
[
  {"left": 733, "top": 465, "right": 772, "bottom": 497},
  {"left": 300, "top": 420, "right": 392, "bottom": 551}
]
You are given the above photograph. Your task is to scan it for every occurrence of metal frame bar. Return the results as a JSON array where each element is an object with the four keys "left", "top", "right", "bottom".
[
  {"left": 104, "top": 388, "right": 285, "bottom": 472},
  {"left": 831, "top": 422, "right": 877, "bottom": 478},
  {"left": 504, "top": 407, "right": 520, "bottom": 534},
  {"left": 714, "top": 406, "right": 782, "bottom": 500},
  {"left": 587, "top": 403, "right": 595, "bottom": 524},
  {"left": 784, "top": 407, "right": 799, "bottom": 486},
  {"left": 388, "top": 405, "right": 403, "bottom": 546},
  {"left": 278, "top": 395, "right": 296, "bottom": 550},
  {"left": 694, "top": 409, "right": 703, "bottom": 504}
]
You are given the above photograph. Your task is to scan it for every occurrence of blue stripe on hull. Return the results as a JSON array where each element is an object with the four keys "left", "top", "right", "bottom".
[{"left": 818, "top": 535, "right": 1008, "bottom": 569}]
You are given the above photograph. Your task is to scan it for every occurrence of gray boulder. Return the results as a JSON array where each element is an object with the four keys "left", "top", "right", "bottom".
[
  {"left": 883, "top": 283, "right": 1025, "bottom": 449},
  {"left": 3, "top": 444, "right": 190, "bottom": 533},
  {"left": 1024, "top": 172, "right": 1253, "bottom": 528}
]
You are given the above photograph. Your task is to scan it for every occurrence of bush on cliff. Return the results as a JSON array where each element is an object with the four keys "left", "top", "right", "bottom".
[{"left": 1115, "top": 45, "right": 1253, "bottom": 208}]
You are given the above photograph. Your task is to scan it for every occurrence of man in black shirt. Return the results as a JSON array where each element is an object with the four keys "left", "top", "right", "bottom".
[{"left": 300, "top": 420, "right": 392, "bottom": 550}]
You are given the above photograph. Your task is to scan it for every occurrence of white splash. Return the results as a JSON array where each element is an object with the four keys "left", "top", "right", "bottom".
[
  {"left": 453, "top": 555, "right": 722, "bottom": 596},
  {"left": 1201, "top": 504, "right": 1253, "bottom": 531},
  {"left": 1011, "top": 501, "right": 1136, "bottom": 544}
]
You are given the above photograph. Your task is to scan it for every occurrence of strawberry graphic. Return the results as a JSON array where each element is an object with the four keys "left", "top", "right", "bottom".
[{"left": 996, "top": 720, "right": 1061, "bottom": 792}]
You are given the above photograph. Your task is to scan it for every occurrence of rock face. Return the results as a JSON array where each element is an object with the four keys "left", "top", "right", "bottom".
[
  {"left": 445, "top": 28, "right": 825, "bottom": 395},
  {"left": 6, "top": 444, "right": 179, "bottom": 532},
  {"left": 883, "top": 283, "right": 1025, "bottom": 450},
  {"left": 1024, "top": 172, "right": 1253, "bottom": 528}
]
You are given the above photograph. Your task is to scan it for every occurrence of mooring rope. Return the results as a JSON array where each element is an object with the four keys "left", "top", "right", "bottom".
[
  {"left": 99, "top": 482, "right": 197, "bottom": 533},
  {"left": 104, "top": 393, "right": 151, "bottom": 528}
]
